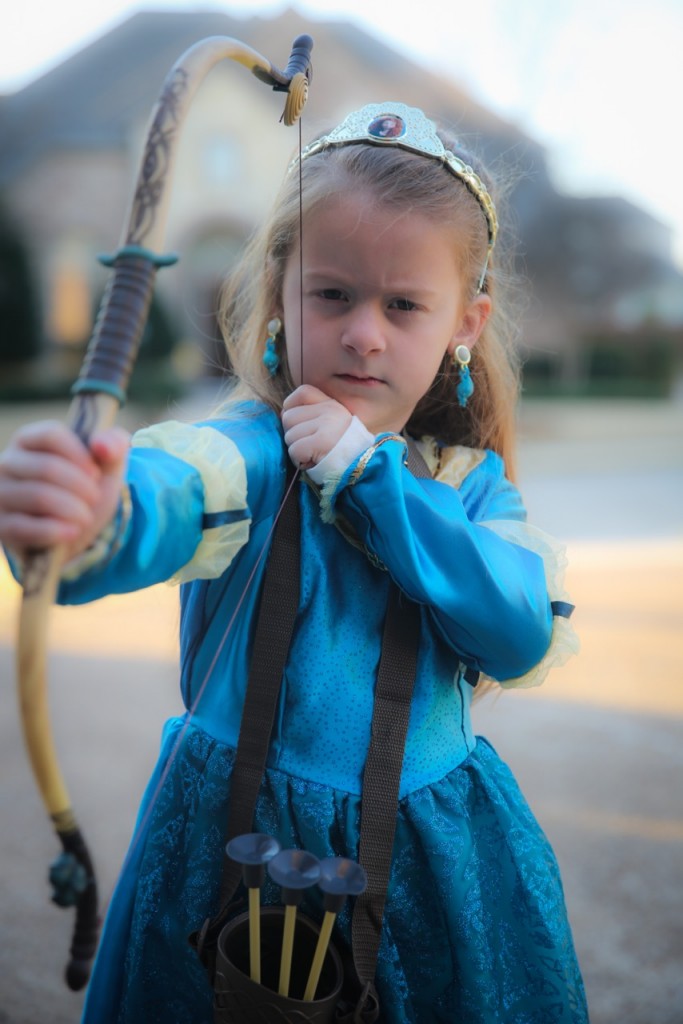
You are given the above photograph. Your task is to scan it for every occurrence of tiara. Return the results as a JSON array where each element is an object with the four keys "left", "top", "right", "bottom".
[{"left": 296, "top": 102, "right": 498, "bottom": 252}]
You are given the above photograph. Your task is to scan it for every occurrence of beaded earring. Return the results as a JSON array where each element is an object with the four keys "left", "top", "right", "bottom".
[
  {"left": 454, "top": 344, "right": 474, "bottom": 408},
  {"left": 263, "top": 317, "right": 282, "bottom": 376}
]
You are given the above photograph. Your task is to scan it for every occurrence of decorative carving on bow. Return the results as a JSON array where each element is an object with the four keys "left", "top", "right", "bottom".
[
  {"left": 16, "top": 32, "right": 313, "bottom": 992},
  {"left": 129, "top": 70, "right": 189, "bottom": 244}
]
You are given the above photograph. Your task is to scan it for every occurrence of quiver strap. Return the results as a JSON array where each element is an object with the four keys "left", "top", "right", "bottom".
[
  {"left": 191, "top": 461, "right": 300, "bottom": 973},
  {"left": 339, "top": 438, "right": 429, "bottom": 1021}
]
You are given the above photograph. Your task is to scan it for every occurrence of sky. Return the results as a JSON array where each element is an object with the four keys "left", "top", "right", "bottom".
[{"left": 3, "top": 0, "right": 683, "bottom": 267}]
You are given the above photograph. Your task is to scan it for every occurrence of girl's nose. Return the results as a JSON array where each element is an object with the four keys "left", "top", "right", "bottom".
[{"left": 341, "top": 305, "right": 386, "bottom": 356}]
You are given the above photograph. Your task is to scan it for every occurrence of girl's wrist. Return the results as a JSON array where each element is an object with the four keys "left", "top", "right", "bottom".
[
  {"left": 60, "top": 484, "right": 133, "bottom": 581},
  {"left": 306, "top": 416, "right": 376, "bottom": 485}
]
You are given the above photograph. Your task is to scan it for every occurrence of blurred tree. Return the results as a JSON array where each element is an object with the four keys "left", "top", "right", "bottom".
[
  {"left": 138, "top": 291, "right": 180, "bottom": 361},
  {"left": 0, "top": 200, "right": 41, "bottom": 363}
]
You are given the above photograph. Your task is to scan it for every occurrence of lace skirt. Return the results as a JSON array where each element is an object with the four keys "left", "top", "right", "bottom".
[{"left": 82, "top": 719, "right": 588, "bottom": 1023}]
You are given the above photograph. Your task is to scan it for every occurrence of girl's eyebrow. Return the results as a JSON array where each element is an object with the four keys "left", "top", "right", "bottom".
[{"left": 303, "top": 269, "right": 441, "bottom": 299}]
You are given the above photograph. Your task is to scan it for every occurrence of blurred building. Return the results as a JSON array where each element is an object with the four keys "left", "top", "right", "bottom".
[{"left": 0, "top": 8, "right": 681, "bottom": 397}]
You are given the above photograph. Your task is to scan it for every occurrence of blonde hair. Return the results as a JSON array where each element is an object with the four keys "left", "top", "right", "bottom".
[{"left": 219, "top": 122, "right": 521, "bottom": 478}]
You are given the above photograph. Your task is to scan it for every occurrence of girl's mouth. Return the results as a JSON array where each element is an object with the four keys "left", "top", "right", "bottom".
[{"left": 336, "top": 373, "right": 385, "bottom": 386}]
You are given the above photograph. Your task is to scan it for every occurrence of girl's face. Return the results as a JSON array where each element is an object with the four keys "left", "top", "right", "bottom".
[{"left": 281, "top": 193, "right": 490, "bottom": 436}]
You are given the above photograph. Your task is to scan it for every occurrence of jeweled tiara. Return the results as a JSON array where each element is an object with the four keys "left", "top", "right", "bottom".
[{"left": 295, "top": 102, "right": 498, "bottom": 253}]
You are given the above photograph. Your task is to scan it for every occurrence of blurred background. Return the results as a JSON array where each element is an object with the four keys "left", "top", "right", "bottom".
[{"left": 1, "top": 2, "right": 681, "bottom": 1022}]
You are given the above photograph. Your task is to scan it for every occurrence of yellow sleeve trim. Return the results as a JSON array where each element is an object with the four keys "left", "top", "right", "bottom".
[{"left": 133, "top": 421, "right": 250, "bottom": 584}]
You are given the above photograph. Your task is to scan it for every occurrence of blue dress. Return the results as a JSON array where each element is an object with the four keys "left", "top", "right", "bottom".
[{"left": 56, "top": 402, "right": 587, "bottom": 1023}]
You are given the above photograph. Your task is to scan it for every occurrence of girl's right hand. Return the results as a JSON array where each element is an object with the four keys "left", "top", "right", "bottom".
[{"left": 0, "top": 420, "right": 130, "bottom": 564}]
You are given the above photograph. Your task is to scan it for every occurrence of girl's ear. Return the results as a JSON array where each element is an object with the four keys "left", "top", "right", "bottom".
[{"left": 447, "top": 294, "right": 492, "bottom": 356}]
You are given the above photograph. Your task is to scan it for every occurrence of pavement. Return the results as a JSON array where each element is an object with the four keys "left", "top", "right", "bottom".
[{"left": 0, "top": 397, "right": 682, "bottom": 1023}]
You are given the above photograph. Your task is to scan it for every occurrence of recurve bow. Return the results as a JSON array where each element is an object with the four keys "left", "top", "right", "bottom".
[{"left": 16, "top": 31, "right": 313, "bottom": 991}]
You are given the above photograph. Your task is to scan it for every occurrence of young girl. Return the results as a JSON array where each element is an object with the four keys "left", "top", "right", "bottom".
[{"left": 0, "top": 102, "right": 587, "bottom": 1022}]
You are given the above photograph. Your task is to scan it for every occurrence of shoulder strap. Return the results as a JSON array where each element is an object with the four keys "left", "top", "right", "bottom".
[
  {"left": 192, "top": 461, "right": 300, "bottom": 971},
  {"left": 343, "top": 437, "right": 430, "bottom": 1019},
  {"left": 343, "top": 585, "right": 420, "bottom": 1021},
  {"left": 404, "top": 436, "right": 431, "bottom": 478},
  {"left": 219, "top": 464, "right": 301, "bottom": 906}
]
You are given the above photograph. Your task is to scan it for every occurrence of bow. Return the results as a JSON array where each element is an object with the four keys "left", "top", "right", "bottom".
[{"left": 16, "top": 32, "right": 313, "bottom": 992}]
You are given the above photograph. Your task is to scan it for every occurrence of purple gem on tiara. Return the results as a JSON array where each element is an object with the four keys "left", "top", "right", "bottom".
[{"left": 367, "top": 114, "right": 406, "bottom": 140}]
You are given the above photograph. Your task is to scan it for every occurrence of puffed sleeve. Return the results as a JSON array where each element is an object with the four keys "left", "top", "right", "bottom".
[
  {"left": 478, "top": 519, "right": 580, "bottom": 688},
  {"left": 317, "top": 433, "right": 555, "bottom": 682},
  {"left": 54, "top": 419, "right": 253, "bottom": 604}
]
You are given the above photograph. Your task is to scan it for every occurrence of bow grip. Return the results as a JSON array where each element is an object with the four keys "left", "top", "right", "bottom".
[{"left": 71, "top": 251, "right": 166, "bottom": 406}]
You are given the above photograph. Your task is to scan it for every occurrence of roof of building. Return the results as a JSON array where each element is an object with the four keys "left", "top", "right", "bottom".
[{"left": 0, "top": 8, "right": 542, "bottom": 184}]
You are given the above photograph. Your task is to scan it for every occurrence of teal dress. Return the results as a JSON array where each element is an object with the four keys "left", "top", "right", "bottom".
[{"left": 55, "top": 402, "right": 586, "bottom": 1023}]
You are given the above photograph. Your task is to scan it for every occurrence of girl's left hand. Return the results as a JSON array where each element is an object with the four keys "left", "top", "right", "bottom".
[{"left": 282, "top": 385, "right": 352, "bottom": 468}]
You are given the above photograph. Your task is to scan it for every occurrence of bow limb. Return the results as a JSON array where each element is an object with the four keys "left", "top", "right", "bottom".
[{"left": 16, "top": 32, "right": 313, "bottom": 992}]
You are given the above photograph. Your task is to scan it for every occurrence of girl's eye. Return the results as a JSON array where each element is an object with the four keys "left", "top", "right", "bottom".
[
  {"left": 318, "top": 288, "right": 347, "bottom": 301},
  {"left": 389, "top": 297, "right": 418, "bottom": 311}
]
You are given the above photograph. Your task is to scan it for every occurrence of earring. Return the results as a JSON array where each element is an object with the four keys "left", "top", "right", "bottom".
[
  {"left": 453, "top": 344, "right": 474, "bottom": 408},
  {"left": 263, "top": 317, "right": 282, "bottom": 376}
]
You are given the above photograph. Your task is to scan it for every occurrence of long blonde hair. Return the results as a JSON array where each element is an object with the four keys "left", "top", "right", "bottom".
[{"left": 219, "top": 120, "right": 521, "bottom": 478}]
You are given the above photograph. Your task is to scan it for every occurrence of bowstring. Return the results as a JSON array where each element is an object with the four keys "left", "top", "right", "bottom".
[
  {"left": 102, "top": 107, "right": 307, "bottom": 914},
  {"left": 298, "top": 115, "right": 305, "bottom": 385}
]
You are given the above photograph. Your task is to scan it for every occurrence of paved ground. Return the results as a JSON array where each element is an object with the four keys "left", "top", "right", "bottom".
[{"left": 0, "top": 397, "right": 682, "bottom": 1023}]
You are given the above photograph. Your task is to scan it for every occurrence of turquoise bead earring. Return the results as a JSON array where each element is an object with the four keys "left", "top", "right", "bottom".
[
  {"left": 454, "top": 344, "right": 474, "bottom": 408},
  {"left": 263, "top": 317, "right": 282, "bottom": 376}
]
